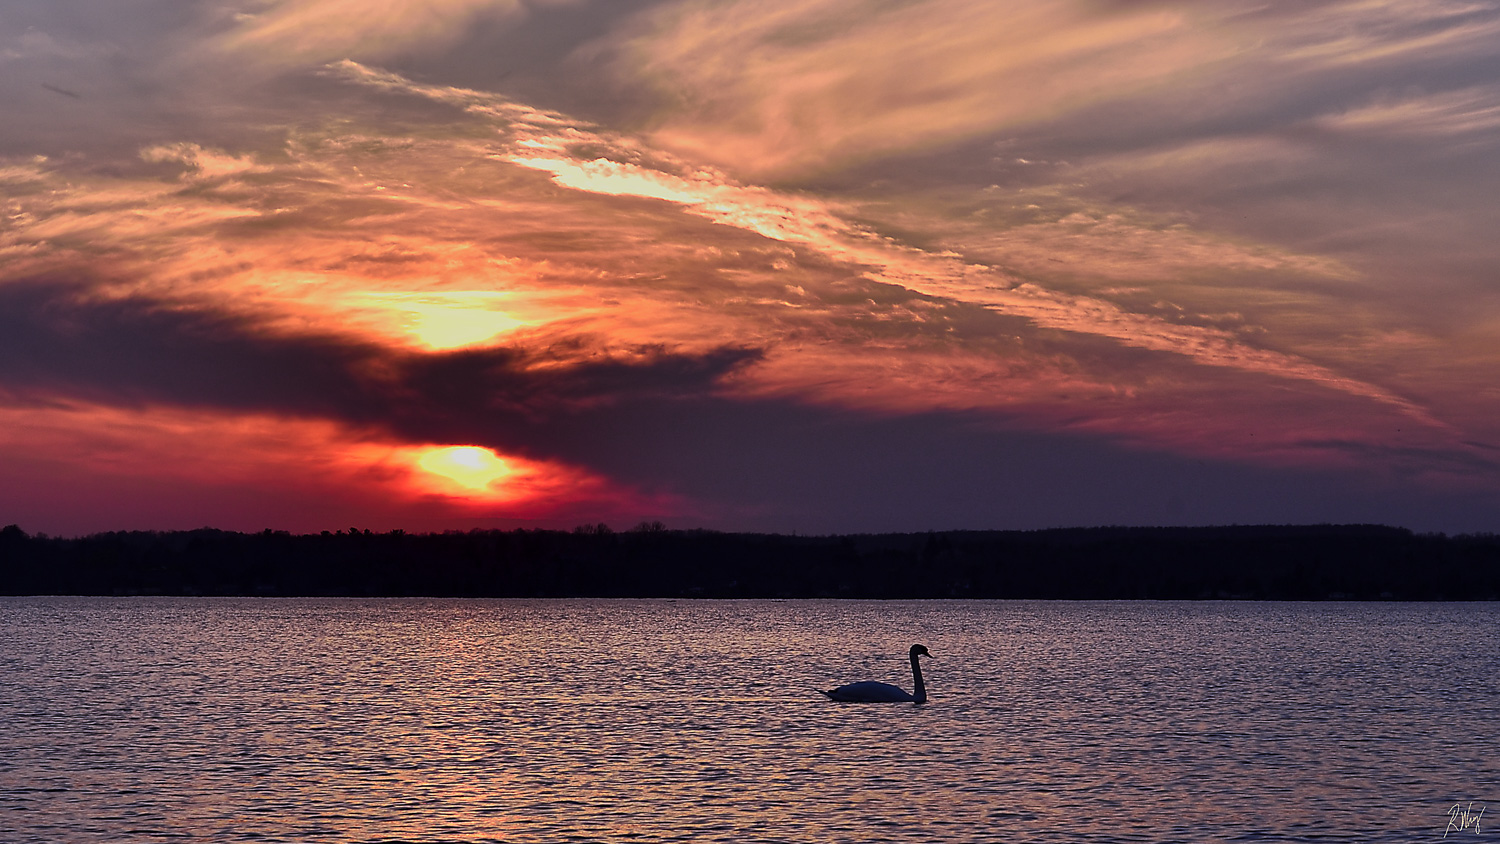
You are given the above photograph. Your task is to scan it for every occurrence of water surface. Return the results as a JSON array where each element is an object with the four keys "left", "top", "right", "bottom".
[{"left": 2, "top": 599, "right": 1495, "bottom": 842}]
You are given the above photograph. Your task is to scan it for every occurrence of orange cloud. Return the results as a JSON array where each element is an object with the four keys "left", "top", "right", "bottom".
[
  {"left": 215, "top": 0, "right": 565, "bottom": 68},
  {"left": 377, "top": 74, "right": 1436, "bottom": 426},
  {"left": 5, "top": 60, "right": 1454, "bottom": 440},
  {"left": 614, "top": 0, "right": 1241, "bottom": 177}
]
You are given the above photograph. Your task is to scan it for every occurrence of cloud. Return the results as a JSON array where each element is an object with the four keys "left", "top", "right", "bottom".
[
  {"left": 606, "top": 0, "right": 1241, "bottom": 177},
  {"left": 214, "top": 0, "right": 572, "bottom": 68},
  {"left": 1272, "top": 0, "right": 1500, "bottom": 67},
  {"left": 859, "top": 195, "right": 1359, "bottom": 288},
  {"left": 10, "top": 0, "right": 1500, "bottom": 536},
  {"left": 0, "top": 278, "right": 762, "bottom": 452},
  {"left": 140, "top": 143, "right": 273, "bottom": 181},
  {"left": 4, "top": 271, "right": 1489, "bottom": 533},
  {"left": 0, "top": 400, "right": 674, "bottom": 534},
  {"left": 327, "top": 63, "right": 1439, "bottom": 424},
  {"left": 495, "top": 391, "right": 1500, "bottom": 534},
  {"left": 1314, "top": 86, "right": 1500, "bottom": 136},
  {"left": 0, "top": 29, "right": 95, "bottom": 63},
  {"left": 10, "top": 56, "right": 1479, "bottom": 452}
]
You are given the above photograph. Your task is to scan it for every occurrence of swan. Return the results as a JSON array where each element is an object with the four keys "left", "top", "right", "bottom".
[{"left": 822, "top": 644, "right": 931, "bottom": 703}]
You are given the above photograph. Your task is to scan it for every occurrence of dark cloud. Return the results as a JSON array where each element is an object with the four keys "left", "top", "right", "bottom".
[
  {"left": 1296, "top": 438, "right": 1500, "bottom": 477},
  {"left": 0, "top": 277, "right": 762, "bottom": 451},
  {"left": 518, "top": 391, "right": 1500, "bottom": 535},
  {"left": 0, "top": 278, "right": 381, "bottom": 414},
  {"left": 2, "top": 270, "right": 1495, "bottom": 535}
]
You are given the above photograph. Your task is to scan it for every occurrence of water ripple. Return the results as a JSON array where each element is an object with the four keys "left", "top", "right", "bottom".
[{"left": 1, "top": 598, "right": 1496, "bottom": 843}]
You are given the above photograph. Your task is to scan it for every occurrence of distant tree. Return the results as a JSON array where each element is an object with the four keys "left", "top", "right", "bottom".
[{"left": 1, "top": 523, "right": 1497, "bottom": 599}]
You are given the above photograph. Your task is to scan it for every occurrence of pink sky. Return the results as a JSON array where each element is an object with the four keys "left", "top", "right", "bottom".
[{"left": 3, "top": 0, "right": 1499, "bottom": 535}]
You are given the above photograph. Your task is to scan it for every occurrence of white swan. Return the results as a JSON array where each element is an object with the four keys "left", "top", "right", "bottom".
[{"left": 822, "top": 644, "right": 931, "bottom": 703}]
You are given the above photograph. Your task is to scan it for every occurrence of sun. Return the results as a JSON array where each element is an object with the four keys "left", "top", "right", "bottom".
[
  {"left": 372, "top": 291, "right": 528, "bottom": 349},
  {"left": 416, "top": 446, "right": 513, "bottom": 492}
]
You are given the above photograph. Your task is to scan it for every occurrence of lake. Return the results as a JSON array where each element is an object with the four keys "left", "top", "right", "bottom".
[{"left": 1, "top": 598, "right": 1495, "bottom": 842}]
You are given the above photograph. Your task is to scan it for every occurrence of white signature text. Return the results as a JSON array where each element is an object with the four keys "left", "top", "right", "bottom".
[{"left": 1446, "top": 802, "right": 1485, "bottom": 838}]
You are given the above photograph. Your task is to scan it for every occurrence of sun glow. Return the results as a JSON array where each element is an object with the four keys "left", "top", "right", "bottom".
[
  {"left": 416, "top": 446, "right": 514, "bottom": 492},
  {"left": 0, "top": 402, "right": 662, "bottom": 526},
  {"left": 366, "top": 292, "right": 529, "bottom": 349}
]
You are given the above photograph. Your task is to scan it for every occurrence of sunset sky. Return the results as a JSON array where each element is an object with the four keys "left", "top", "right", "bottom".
[{"left": 4, "top": 0, "right": 1500, "bottom": 536}]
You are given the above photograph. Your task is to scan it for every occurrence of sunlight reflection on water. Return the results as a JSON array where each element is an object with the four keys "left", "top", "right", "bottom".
[{"left": 1, "top": 598, "right": 1496, "bottom": 842}]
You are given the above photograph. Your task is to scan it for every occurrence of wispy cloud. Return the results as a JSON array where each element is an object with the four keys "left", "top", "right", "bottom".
[
  {"left": 214, "top": 0, "right": 566, "bottom": 67},
  {"left": 858, "top": 195, "right": 1359, "bottom": 288},
  {"left": 1314, "top": 86, "right": 1500, "bottom": 136},
  {"left": 606, "top": 0, "right": 1240, "bottom": 177},
  {"left": 328, "top": 62, "right": 1442, "bottom": 425},
  {"left": 140, "top": 143, "right": 274, "bottom": 181},
  {"left": 1273, "top": 0, "right": 1500, "bottom": 67}
]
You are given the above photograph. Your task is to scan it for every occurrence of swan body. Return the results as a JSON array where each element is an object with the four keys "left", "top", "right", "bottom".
[
  {"left": 823, "top": 644, "right": 931, "bottom": 703},
  {"left": 823, "top": 680, "right": 916, "bottom": 702}
]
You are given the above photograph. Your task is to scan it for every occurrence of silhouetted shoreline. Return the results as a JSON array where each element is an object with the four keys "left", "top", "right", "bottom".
[{"left": 2, "top": 522, "right": 1498, "bottom": 600}]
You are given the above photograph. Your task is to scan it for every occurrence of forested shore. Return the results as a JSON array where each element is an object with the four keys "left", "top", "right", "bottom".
[{"left": 2, "top": 522, "right": 1498, "bottom": 600}]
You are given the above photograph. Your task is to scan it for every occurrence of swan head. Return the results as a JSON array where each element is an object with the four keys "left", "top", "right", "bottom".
[{"left": 909, "top": 644, "right": 931, "bottom": 659}]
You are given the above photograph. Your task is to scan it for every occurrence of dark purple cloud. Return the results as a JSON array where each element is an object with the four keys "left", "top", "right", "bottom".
[
  {"left": 0, "top": 277, "right": 761, "bottom": 449},
  {"left": 3, "top": 276, "right": 1496, "bottom": 534}
]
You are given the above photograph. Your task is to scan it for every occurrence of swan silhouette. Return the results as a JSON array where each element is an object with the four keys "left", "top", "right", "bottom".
[{"left": 822, "top": 644, "right": 931, "bottom": 703}]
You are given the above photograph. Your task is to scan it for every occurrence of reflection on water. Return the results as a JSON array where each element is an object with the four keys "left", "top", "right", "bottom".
[{"left": 1, "top": 599, "right": 1496, "bottom": 842}]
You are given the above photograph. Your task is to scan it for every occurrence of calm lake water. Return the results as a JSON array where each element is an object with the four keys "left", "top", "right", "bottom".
[{"left": 1, "top": 598, "right": 1495, "bottom": 843}]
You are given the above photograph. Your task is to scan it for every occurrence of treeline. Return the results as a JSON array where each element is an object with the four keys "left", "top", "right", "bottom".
[{"left": 2, "top": 522, "right": 1499, "bottom": 599}]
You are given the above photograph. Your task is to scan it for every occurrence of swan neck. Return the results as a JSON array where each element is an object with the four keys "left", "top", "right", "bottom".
[{"left": 910, "top": 653, "right": 927, "bottom": 703}]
